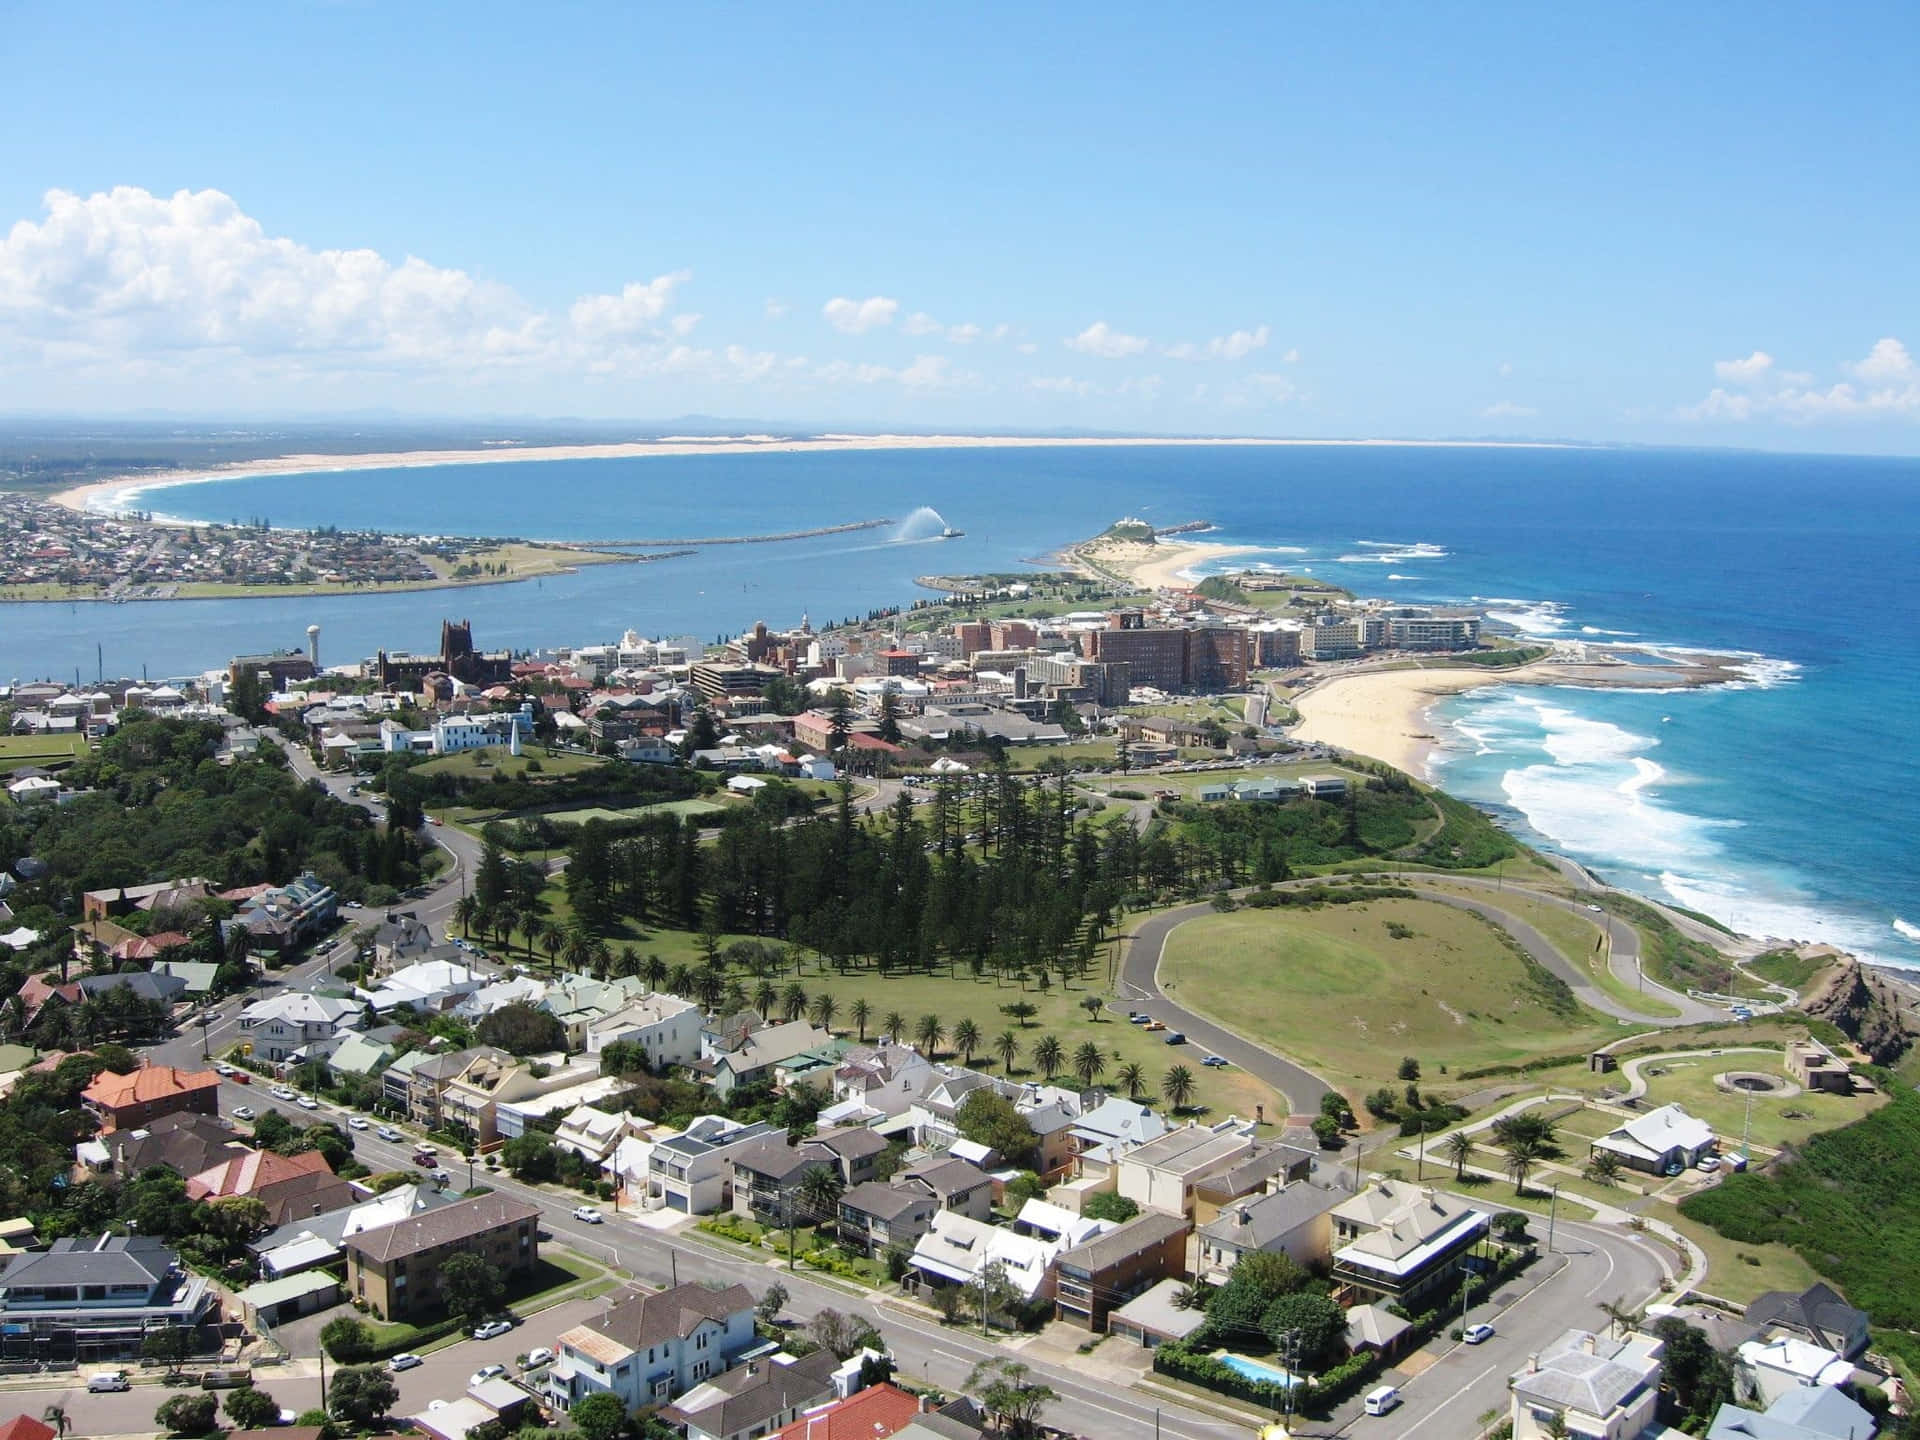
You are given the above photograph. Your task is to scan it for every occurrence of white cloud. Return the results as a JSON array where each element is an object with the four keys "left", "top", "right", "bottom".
[
  {"left": 1065, "top": 321, "right": 1150, "bottom": 358},
  {"left": 989, "top": 323, "right": 1011, "bottom": 342},
  {"left": 1030, "top": 375, "right": 1099, "bottom": 396},
  {"left": 812, "top": 353, "right": 978, "bottom": 391},
  {"left": 902, "top": 311, "right": 943, "bottom": 336},
  {"left": 569, "top": 272, "right": 690, "bottom": 341},
  {"left": 946, "top": 322, "right": 981, "bottom": 345},
  {"left": 1498, "top": 361, "right": 1512, "bottom": 378},
  {"left": 764, "top": 298, "right": 789, "bottom": 319},
  {"left": 822, "top": 295, "right": 898, "bottom": 334},
  {"left": 1482, "top": 401, "right": 1537, "bottom": 418},
  {"left": 1164, "top": 324, "right": 1270, "bottom": 361},
  {"left": 1016, "top": 341, "right": 1038, "bottom": 355},
  {"left": 1685, "top": 337, "right": 1920, "bottom": 422},
  {"left": 1282, "top": 347, "right": 1300, "bottom": 364}
]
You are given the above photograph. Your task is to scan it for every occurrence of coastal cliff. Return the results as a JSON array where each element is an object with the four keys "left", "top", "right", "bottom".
[{"left": 1801, "top": 958, "right": 1920, "bottom": 1065}]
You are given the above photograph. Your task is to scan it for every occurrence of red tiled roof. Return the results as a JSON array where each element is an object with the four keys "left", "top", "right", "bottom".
[
  {"left": 766, "top": 1384, "right": 921, "bottom": 1440},
  {"left": 0, "top": 1415, "right": 57, "bottom": 1440},
  {"left": 82, "top": 1066, "right": 220, "bottom": 1111},
  {"left": 187, "top": 1146, "right": 332, "bottom": 1200}
]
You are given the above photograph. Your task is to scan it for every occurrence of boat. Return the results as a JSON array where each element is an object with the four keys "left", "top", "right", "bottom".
[{"left": 939, "top": 526, "right": 965, "bottom": 539}]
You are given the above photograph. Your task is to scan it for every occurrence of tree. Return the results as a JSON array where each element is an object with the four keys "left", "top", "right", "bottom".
[
  {"left": 994, "top": 1030, "right": 1021, "bottom": 1073},
  {"left": 1261, "top": 1291, "right": 1348, "bottom": 1369},
  {"left": 1397, "top": 1056, "right": 1422, "bottom": 1081},
  {"left": 914, "top": 1013, "right": 946, "bottom": 1059},
  {"left": 321, "top": 1314, "right": 375, "bottom": 1361},
  {"left": 1071, "top": 1040, "right": 1107, "bottom": 1088},
  {"left": 224, "top": 1386, "right": 281, "bottom": 1430},
  {"left": 951, "top": 1017, "right": 982, "bottom": 1065},
  {"left": 966, "top": 1358, "right": 1056, "bottom": 1440},
  {"left": 1082, "top": 1191, "right": 1139, "bottom": 1223},
  {"left": 810, "top": 1307, "right": 884, "bottom": 1360},
  {"left": 808, "top": 991, "right": 839, "bottom": 1033},
  {"left": 1311, "top": 1113, "right": 1343, "bottom": 1147},
  {"left": 782, "top": 983, "right": 809, "bottom": 1023},
  {"left": 569, "top": 1394, "right": 630, "bottom": 1440},
  {"left": 1080, "top": 995, "right": 1103, "bottom": 1023},
  {"left": 1541, "top": 1412, "right": 1570, "bottom": 1440},
  {"left": 156, "top": 1395, "right": 218, "bottom": 1436},
  {"left": 502, "top": 1130, "right": 558, "bottom": 1182},
  {"left": 328, "top": 1366, "right": 399, "bottom": 1430},
  {"left": 850, "top": 997, "right": 872, "bottom": 1041},
  {"left": 1585, "top": 1150, "right": 1623, "bottom": 1186},
  {"left": 1032, "top": 1034, "right": 1063, "bottom": 1080},
  {"left": 1505, "top": 1134, "right": 1545, "bottom": 1194},
  {"left": 1445, "top": 1130, "right": 1476, "bottom": 1179},
  {"left": 753, "top": 978, "right": 779, "bottom": 1020},
  {"left": 141, "top": 1328, "right": 191, "bottom": 1365},
  {"left": 1001, "top": 1000, "right": 1038, "bottom": 1028},
  {"left": 1596, "top": 1295, "right": 1640, "bottom": 1340},
  {"left": 1162, "top": 1064, "right": 1196, "bottom": 1111},
  {"left": 1651, "top": 1318, "right": 1736, "bottom": 1427},
  {"left": 797, "top": 1164, "right": 845, "bottom": 1225},
  {"left": 955, "top": 1088, "right": 1039, "bottom": 1168},
  {"left": 1116, "top": 1060, "right": 1146, "bottom": 1099},
  {"left": 440, "top": 1251, "right": 505, "bottom": 1326},
  {"left": 756, "top": 1282, "right": 789, "bottom": 1324}
]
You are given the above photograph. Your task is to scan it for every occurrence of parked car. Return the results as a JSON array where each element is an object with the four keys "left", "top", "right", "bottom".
[
  {"left": 1363, "top": 1385, "right": 1402, "bottom": 1417},
  {"left": 348, "top": 1116, "right": 369, "bottom": 1130},
  {"left": 232, "top": 1105, "right": 256, "bottom": 1121},
  {"left": 1463, "top": 1323, "right": 1496, "bottom": 1345},
  {"left": 1201, "top": 1054, "right": 1228, "bottom": 1068},
  {"left": 214, "top": 1063, "right": 237, "bottom": 1076},
  {"left": 523, "top": 1348, "right": 554, "bottom": 1369},
  {"left": 231, "top": 1071, "right": 251, "bottom": 1084},
  {"left": 1697, "top": 1155, "right": 1722, "bottom": 1172},
  {"left": 388, "top": 1353, "right": 423, "bottom": 1372},
  {"left": 572, "top": 1206, "right": 604, "bottom": 1224},
  {"left": 377, "top": 1126, "right": 404, "bottom": 1142},
  {"left": 472, "top": 1320, "right": 514, "bottom": 1341},
  {"left": 271, "top": 1086, "right": 296, "bottom": 1100},
  {"left": 296, "top": 1096, "right": 320, "bottom": 1110},
  {"left": 88, "top": 1371, "right": 130, "bottom": 1393},
  {"left": 469, "top": 1365, "right": 507, "bottom": 1386},
  {"left": 1165, "top": 1031, "right": 1186, "bottom": 1045},
  {"left": 1143, "top": 1020, "right": 1166, "bottom": 1032}
]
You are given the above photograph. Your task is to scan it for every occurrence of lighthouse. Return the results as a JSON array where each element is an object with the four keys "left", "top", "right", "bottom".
[{"left": 306, "top": 624, "right": 321, "bottom": 671}]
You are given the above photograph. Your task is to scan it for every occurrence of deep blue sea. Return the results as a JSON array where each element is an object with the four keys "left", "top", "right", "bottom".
[{"left": 9, "top": 443, "right": 1917, "bottom": 967}]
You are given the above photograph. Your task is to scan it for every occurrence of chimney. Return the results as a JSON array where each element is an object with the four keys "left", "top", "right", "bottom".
[
  {"left": 1527, "top": 1353, "right": 1539, "bottom": 1373},
  {"left": 1582, "top": 1334, "right": 1598, "bottom": 1355}
]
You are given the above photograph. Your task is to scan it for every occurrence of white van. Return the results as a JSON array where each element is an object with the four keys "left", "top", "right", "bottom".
[
  {"left": 1364, "top": 1385, "right": 1402, "bottom": 1416},
  {"left": 88, "top": 1370, "right": 131, "bottom": 1392}
]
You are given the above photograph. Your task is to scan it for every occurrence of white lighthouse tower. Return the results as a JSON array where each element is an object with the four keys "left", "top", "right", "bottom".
[{"left": 306, "top": 624, "right": 321, "bottom": 671}]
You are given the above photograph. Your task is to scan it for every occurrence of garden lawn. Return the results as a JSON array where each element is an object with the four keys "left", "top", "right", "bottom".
[
  {"left": 414, "top": 747, "right": 610, "bottom": 781},
  {"left": 1158, "top": 899, "right": 1623, "bottom": 1094},
  {"left": 0, "top": 732, "right": 88, "bottom": 772},
  {"left": 1617, "top": 1058, "right": 1885, "bottom": 1153}
]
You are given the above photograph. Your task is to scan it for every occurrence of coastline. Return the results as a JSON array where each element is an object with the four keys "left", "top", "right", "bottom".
[
  {"left": 1064, "top": 533, "right": 1268, "bottom": 590},
  {"left": 47, "top": 431, "right": 1576, "bottom": 516}
]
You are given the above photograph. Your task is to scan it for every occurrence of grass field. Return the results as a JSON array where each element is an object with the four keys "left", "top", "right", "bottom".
[
  {"left": 1078, "top": 759, "right": 1372, "bottom": 800},
  {"left": 544, "top": 799, "right": 725, "bottom": 824},
  {"left": 414, "top": 747, "right": 610, "bottom": 781},
  {"left": 1158, "top": 899, "right": 1626, "bottom": 1094},
  {"left": 0, "top": 733, "right": 88, "bottom": 773},
  {"left": 1743, "top": 949, "right": 1835, "bottom": 994},
  {"left": 1668, "top": 1213, "right": 1822, "bottom": 1305},
  {"left": 1601, "top": 1057, "right": 1885, "bottom": 1153}
]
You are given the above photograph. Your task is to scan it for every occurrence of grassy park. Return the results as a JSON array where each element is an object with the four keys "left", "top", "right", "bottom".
[
  {"left": 0, "top": 732, "right": 89, "bottom": 773},
  {"left": 1158, "top": 898, "right": 1625, "bottom": 1093}
]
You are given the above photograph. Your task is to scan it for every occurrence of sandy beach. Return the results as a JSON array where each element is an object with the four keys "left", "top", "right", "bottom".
[
  {"left": 1290, "top": 656, "right": 1748, "bottom": 776},
  {"left": 50, "top": 432, "right": 1574, "bottom": 515},
  {"left": 1074, "top": 536, "right": 1268, "bottom": 590}
]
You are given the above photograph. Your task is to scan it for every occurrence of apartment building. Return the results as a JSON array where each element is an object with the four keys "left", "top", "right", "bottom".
[{"left": 345, "top": 1193, "right": 541, "bottom": 1321}]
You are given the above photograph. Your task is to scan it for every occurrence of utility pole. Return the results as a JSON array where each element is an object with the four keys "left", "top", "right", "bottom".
[{"left": 1548, "top": 1183, "right": 1560, "bottom": 1252}]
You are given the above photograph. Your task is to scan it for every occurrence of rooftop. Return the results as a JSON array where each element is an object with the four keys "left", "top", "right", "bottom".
[{"left": 345, "top": 1191, "right": 541, "bottom": 1264}]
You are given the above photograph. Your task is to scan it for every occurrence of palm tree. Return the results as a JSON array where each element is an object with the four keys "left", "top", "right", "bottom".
[
  {"left": 994, "top": 1030, "right": 1021, "bottom": 1073},
  {"left": 1445, "top": 1131, "right": 1476, "bottom": 1179},
  {"left": 1585, "top": 1150, "right": 1623, "bottom": 1186},
  {"left": 796, "top": 1163, "right": 845, "bottom": 1228},
  {"left": 1033, "top": 1034, "right": 1064, "bottom": 1080},
  {"left": 1505, "top": 1134, "right": 1545, "bottom": 1195},
  {"left": 1595, "top": 1296, "right": 1639, "bottom": 1341},
  {"left": 695, "top": 966, "right": 725, "bottom": 1013},
  {"left": 753, "top": 978, "right": 778, "bottom": 1020},
  {"left": 722, "top": 977, "right": 748, "bottom": 1015},
  {"left": 1072, "top": 1041, "right": 1107, "bottom": 1088},
  {"left": 612, "top": 945, "right": 639, "bottom": 979},
  {"left": 518, "top": 913, "right": 543, "bottom": 961},
  {"left": 1116, "top": 1061, "right": 1146, "bottom": 1099},
  {"left": 781, "top": 982, "right": 809, "bottom": 1023},
  {"left": 562, "top": 926, "right": 595, "bottom": 975},
  {"left": 539, "top": 920, "right": 564, "bottom": 967},
  {"left": 810, "top": 992, "right": 839, "bottom": 1033},
  {"left": 851, "top": 997, "right": 873, "bottom": 1041},
  {"left": 1162, "top": 1064, "right": 1196, "bottom": 1112},
  {"left": 915, "top": 1014, "right": 946, "bottom": 1059},
  {"left": 952, "top": 1018, "right": 982, "bottom": 1065},
  {"left": 669, "top": 962, "right": 696, "bottom": 998},
  {"left": 452, "top": 894, "right": 478, "bottom": 938},
  {"left": 882, "top": 1010, "right": 906, "bottom": 1045},
  {"left": 644, "top": 953, "right": 668, "bottom": 991}
]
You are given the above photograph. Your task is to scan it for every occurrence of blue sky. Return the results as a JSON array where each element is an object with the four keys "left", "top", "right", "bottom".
[{"left": 2, "top": 3, "right": 1916, "bottom": 448}]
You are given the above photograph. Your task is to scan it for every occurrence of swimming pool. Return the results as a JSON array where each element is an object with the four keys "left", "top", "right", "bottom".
[{"left": 1214, "top": 1351, "right": 1306, "bottom": 1388}]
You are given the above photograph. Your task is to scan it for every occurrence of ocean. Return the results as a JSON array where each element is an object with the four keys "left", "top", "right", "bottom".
[{"left": 9, "top": 442, "right": 1918, "bottom": 968}]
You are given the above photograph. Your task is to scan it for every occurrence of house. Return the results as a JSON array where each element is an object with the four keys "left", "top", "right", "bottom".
[
  {"left": 233, "top": 1271, "right": 342, "bottom": 1328},
  {"left": 110, "top": 1112, "right": 243, "bottom": 1179},
  {"left": 1590, "top": 1104, "right": 1718, "bottom": 1175},
  {"left": 1344, "top": 1303, "right": 1414, "bottom": 1361},
  {"left": 826, "top": 1043, "right": 935, "bottom": 1124},
  {"left": 1107, "top": 1277, "right": 1209, "bottom": 1351},
  {"left": 648, "top": 1118, "right": 784, "bottom": 1214},
  {"left": 149, "top": 960, "right": 218, "bottom": 996},
  {"left": 440, "top": 1051, "right": 601, "bottom": 1146},
  {"left": 404, "top": 1046, "right": 510, "bottom": 1129},
  {"left": 345, "top": 1192, "right": 542, "bottom": 1321},
  {"left": 1195, "top": 1169, "right": 1356, "bottom": 1279},
  {"left": 1052, "top": 1210, "right": 1191, "bottom": 1330},
  {"left": 326, "top": 1033, "right": 395, "bottom": 1081},
  {"left": 495, "top": 1075, "right": 634, "bottom": 1142},
  {"left": 1734, "top": 1337, "right": 1856, "bottom": 1408},
  {"left": 907, "top": 1209, "right": 1102, "bottom": 1303},
  {"left": 251, "top": 1182, "right": 454, "bottom": 1278},
  {"left": 238, "top": 992, "right": 360, "bottom": 1063},
  {"left": 363, "top": 958, "right": 491, "bottom": 1015},
  {"left": 372, "top": 915, "right": 438, "bottom": 968},
  {"left": 553, "top": 1106, "right": 638, "bottom": 1165},
  {"left": 1068, "top": 1097, "right": 1169, "bottom": 1170},
  {"left": 661, "top": 1349, "right": 841, "bottom": 1440},
  {"left": 1745, "top": 1284, "right": 1872, "bottom": 1360},
  {"left": 710, "top": 1021, "right": 838, "bottom": 1099},
  {"left": 1706, "top": 1386, "right": 1880, "bottom": 1440},
  {"left": 585, "top": 992, "right": 704, "bottom": 1067},
  {"left": 730, "top": 1134, "right": 839, "bottom": 1224},
  {"left": 836, "top": 1183, "right": 939, "bottom": 1259},
  {"left": 1784, "top": 1043, "right": 1854, "bottom": 1096},
  {"left": 235, "top": 873, "right": 338, "bottom": 953},
  {"left": 805, "top": 1127, "right": 892, "bottom": 1187},
  {"left": 1115, "top": 1121, "right": 1261, "bottom": 1219},
  {"left": 548, "top": 1282, "right": 757, "bottom": 1412},
  {"left": 702, "top": 1010, "right": 764, "bottom": 1061},
  {"left": 1329, "top": 1180, "right": 1488, "bottom": 1307},
  {"left": 895, "top": 1157, "right": 994, "bottom": 1221},
  {"left": 0, "top": 1234, "right": 215, "bottom": 1358},
  {"left": 1509, "top": 1328, "right": 1666, "bottom": 1440},
  {"left": 80, "top": 1065, "right": 220, "bottom": 1132},
  {"left": 765, "top": 1384, "right": 924, "bottom": 1440},
  {"left": 186, "top": 1148, "right": 358, "bottom": 1226}
]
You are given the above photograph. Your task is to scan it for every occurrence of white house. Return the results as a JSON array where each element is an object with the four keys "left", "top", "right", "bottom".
[
  {"left": 548, "top": 1282, "right": 757, "bottom": 1413},
  {"left": 239, "top": 992, "right": 361, "bottom": 1063},
  {"left": 1590, "top": 1104, "right": 1718, "bottom": 1175},
  {"left": 1734, "top": 1336, "right": 1856, "bottom": 1408},
  {"left": 362, "top": 959, "right": 491, "bottom": 1014},
  {"left": 907, "top": 1208, "right": 1109, "bottom": 1303},
  {"left": 431, "top": 716, "right": 500, "bottom": 754},
  {"left": 646, "top": 1118, "right": 784, "bottom": 1214},
  {"left": 1510, "top": 1329, "right": 1666, "bottom": 1440},
  {"left": 585, "top": 993, "right": 703, "bottom": 1067}
]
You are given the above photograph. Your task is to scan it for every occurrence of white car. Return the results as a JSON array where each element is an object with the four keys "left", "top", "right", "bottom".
[
  {"left": 523, "top": 1348, "right": 554, "bottom": 1369},
  {"left": 271, "top": 1086, "right": 296, "bottom": 1100},
  {"left": 87, "top": 1371, "right": 131, "bottom": 1392},
  {"left": 296, "top": 1095, "right": 320, "bottom": 1110},
  {"left": 348, "top": 1116, "right": 369, "bottom": 1130},
  {"left": 232, "top": 1105, "right": 256, "bottom": 1121},
  {"left": 472, "top": 1320, "right": 514, "bottom": 1341},
  {"left": 572, "top": 1206, "right": 604, "bottom": 1224},
  {"left": 215, "top": 1062, "right": 237, "bottom": 1076},
  {"left": 470, "top": 1365, "right": 508, "bottom": 1386},
  {"left": 1463, "top": 1322, "right": 1496, "bottom": 1345},
  {"left": 1697, "top": 1154, "right": 1722, "bottom": 1172},
  {"left": 387, "top": 1353, "right": 423, "bottom": 1372},
  {"left": 377, "top": 1126, "right": 404, "bottom": 1142}
]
